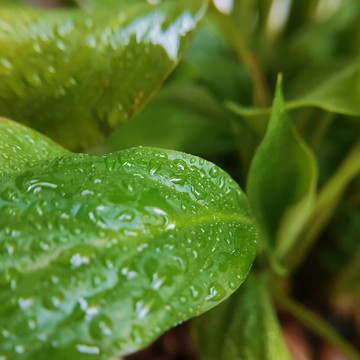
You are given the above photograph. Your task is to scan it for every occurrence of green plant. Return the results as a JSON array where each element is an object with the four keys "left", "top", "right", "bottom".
[{"left": 1, "top": 0, "right": 360, "bottom": 359}]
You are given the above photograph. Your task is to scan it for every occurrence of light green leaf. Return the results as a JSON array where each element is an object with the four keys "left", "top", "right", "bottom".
[
  {"left": 247, "top": 75, "right": 317, "bottom": 263},
  {"left": 0, "top": 0, "right": 207, "bottom": 151},
  {"left": 193, "top": 271, "right": 292, "bottom": 360},
  {"left": 0, "top": 117, "right": 69, "bottom": 174},
  {"left": 287, "top": 61, "right": 360, "bottom": 116},
  {"left": 228, "top": 61, "right": 360, "bottom": 118},
  {"left": 67, "top": 0, "right": 144, "bottom": 10},
  {"left": 107, "top": 82, "right": 236, "bottom": 156},
  {"left": 0, "top": 118, "right": 257, "bottom": 359},
  {"left": 226, "top": 101, "right": 270, "bottom": 117}
]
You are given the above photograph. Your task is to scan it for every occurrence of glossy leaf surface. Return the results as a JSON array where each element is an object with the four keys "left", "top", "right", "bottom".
[
  {"left": 0, "top": 0, "right": 207, "bottom": 150},
  {"left": 0, "top": 119, "right": 257, "bottom": 359},
  {"left": 193, "top": 272, "right": 292, "bottom": 360},
  {"left": 247, "top": 76, "right": 317, "bottom": 262}
]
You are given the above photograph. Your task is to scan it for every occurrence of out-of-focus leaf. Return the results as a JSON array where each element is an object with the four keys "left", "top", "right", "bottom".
[
  {"left": 65, "top": 0, "right": 146, "bottom": 10},
  {"left": 0, "top": 118, "right": 257, "bottom": 359},
  {"left": 269, "top": 0, "right": 360, "bottom": 82},
  {"left": 172, "top": 15, "right": 253, "bottom": 104},
  {"left": 193, "top": 271, "right": 292, "bottom": 360},
  {"left": 319, "top": 184, "right": 360, "bottom": 275},
  {"left": 226, "top": 101, "right": 270, "bottom": 117},
  {"left": 0, "top": 0, "right": 207, "bottom": 151},
  {"left": 287, "top": 62, "right": 360, "bottom": 116},
  {"left": 319, "top": 183, "right": 360, "bottom": 298},
  {"left": 107, "top": 82, "right": 235, "bottom": 156},
  {"left": 228, "top": 61, "right": 360, "bottom": 117},
  {"left": 286, "top": 141, "right": 360, "bottom": 271},
  {"left": 247, "top": 75, "right": 317, "bottom": 263}
]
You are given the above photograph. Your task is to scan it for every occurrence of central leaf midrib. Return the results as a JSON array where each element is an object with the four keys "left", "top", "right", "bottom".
[{"left": 2, "top": 209, "right": 251, "bottom": 275}]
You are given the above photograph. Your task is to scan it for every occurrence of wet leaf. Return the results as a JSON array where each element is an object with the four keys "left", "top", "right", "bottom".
[
  {"left": 0, "top": 0, "right": 207, "bottom": 151},
  {"left": 247, "top": 75, "right": 317, "bottom": 264},
  {"left": 193, "top": 271, "right": 292, "bottom": 360},
  {"left": 0, "top": 118, "right": 257, "bottom": 359}
]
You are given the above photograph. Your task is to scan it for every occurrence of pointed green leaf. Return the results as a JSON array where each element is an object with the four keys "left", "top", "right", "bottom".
[
  {"left": 193, "top": 272, "right": 292, "bottom": 360},
  {"left": 0, "top": 0, "right": 207, "bottom": 151},
  {"left": 0, "top": 118, "right": 257, "bottom": 359},
  {"left": 247, "top": 76, "right": 317, "bottom": 263}
]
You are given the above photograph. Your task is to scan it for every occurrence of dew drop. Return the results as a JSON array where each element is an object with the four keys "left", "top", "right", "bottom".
[
  {"left": 189, "top": 285, "right": 202, "bottom": 300},
  {"left": 205, "top": 283, "right": 227, "bottom": 302},
  {"left": 15, "top": 345, "right": 24, "bottom": 354},
  {"left": 89, "top": 315, "right": 112, "bottom": 339},
  {"left": 76, "top": 344, "right": 100, "bottom": 355},
  {"left": 56, "top": 39, "right": 66, "bottom": 50}
]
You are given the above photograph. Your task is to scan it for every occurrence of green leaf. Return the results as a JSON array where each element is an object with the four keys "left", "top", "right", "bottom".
[
  {"left": 286, "top": 141, "right": 360, "bottom": 271},
  {"left": 227, "top": 61, "right": 360, "bottom": 117},
  {"left": 0, "top": 0, "right": 207, "bottom": 151},
  {"left": 107, "top": 82, "right": 236, "bottom": 156},
  {"left": 177, "top": 17, "right": 253, "bottom": 104},
  {"left": 286, "top": 61, "right": 360, "bottom": 116},
  {"left": 0, "top": 117, "right": 69, "bottom": 174},
  {"left": 0, "top": 118, "right": 257, "bottom": 359},
  {"left": 193, "top": 271, "right": 292, "bottom": 360},
  {"left": 68, "top": 0, "right": 145, "bottom": 10},
  {"left": 247, "top": 75, "right": 317, "bottom": 263}
]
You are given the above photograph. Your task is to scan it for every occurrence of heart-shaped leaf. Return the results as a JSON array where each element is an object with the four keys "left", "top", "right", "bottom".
[
  {"left": 0, "top": 0, "right": 207, "bottom": 151},
  {"left": 0, "top": 118, "right": 257, "bottom": 359},
  {"left": 193, "top": 271, "right": 292, "bottom": 360},
  {"left": 247, "top": 75, "right": 317, "bottom": 265}
]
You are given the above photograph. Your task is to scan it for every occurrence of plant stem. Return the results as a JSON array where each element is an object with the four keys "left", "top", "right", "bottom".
[
  {"left": 284, "top": 0, "right": 320, "bottom": 36},
  {"left": 256, "top": 0, "right": 274, "bottom": 33},
  {"left": 308, "top": 111, "right": 335, "bottom": 151},
  {"left": 285, "top": 141, "right": 360, "bottom": 271},
  {"left": 333, "top": 245, "right": 360, "bottom": 296},
  {"left": 274, "top": 292, "right": 360, "bottom": 360},
  {"left": 212, "top": 7, "right": 270, "bottom": 107}
]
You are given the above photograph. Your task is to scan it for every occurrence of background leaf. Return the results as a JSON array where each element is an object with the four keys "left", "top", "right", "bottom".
[
  {"left": 0, "top": 119, "right": 257, "bottom": 359},
  {"left": 0, "top": 0, "right": 207, "bottom": 151},
  {"left": 193, "top": 271, "right": 292, "bottom": 360},
  {"left": 287, "top": 61, "right": 360, "bottom": 116},
  {"left": 106, "top": 82, "right": 236, "bottom": 156},
  {"left": 247, "top": 76, "right": 317, "bottom": 263}
]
